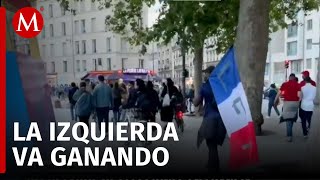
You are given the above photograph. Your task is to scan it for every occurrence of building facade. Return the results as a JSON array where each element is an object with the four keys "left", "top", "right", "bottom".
[
  {"left": 157, "top": 36, "right": 222, "bottom": 87},
  {"left": 11, "top": 0, "right": 152, "bottom": 85},
  {"left": 265, "top": 10, "right": 320, "bottom": 86}
]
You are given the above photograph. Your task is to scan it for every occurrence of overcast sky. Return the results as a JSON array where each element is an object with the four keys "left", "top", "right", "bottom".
[{"left": 147, "top": 1, "right": 161, "bottom": 27}]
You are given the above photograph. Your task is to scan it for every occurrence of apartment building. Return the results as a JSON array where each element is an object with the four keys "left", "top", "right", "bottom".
[
  {"left": 265, "top": 10, "right": 320, "bottom": 86},
  {"left": 11, "top": 0, "right": 151, "bottom": 85},
  {"left": 157, "top": 36, "right": 222, "bottom": 86}
]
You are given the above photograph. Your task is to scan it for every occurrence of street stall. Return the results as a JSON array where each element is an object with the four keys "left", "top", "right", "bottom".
[{"left": 82, "top": 69, "right": 162, "bottom": 83}]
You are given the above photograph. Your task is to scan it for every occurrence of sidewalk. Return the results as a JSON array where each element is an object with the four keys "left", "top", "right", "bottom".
[{"left": 51, "top": 99, "right": 317, "bottom": 175}]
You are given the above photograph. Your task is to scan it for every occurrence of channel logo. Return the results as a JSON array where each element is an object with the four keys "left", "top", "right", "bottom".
[{"left": 12, "top": 7, "right": 44, "bottom": 38}]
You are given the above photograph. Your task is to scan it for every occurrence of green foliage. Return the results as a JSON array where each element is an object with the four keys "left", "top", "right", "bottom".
[{"left": 58, "top": 0, "right": 320, "bottom": 53}]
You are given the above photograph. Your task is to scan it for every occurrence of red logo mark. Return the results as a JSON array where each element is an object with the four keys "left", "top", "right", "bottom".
[{"left": 12, "top": 7, "right": 44, "bottom": 38}]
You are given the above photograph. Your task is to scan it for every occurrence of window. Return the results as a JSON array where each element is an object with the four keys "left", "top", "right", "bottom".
[
  {"left": 98, "top": 58, "right": 102, "bottom": 66},
  {"left": 50, "top": 44, "right": 54, "bottom": 57},
  {"left": 76, "top": 60, "right": 80, "bottom": 72},
  {"left": 42, "top": 45, "right": 46, "bottom": 57},
  {"left": 25, "top": 44, "right": 30, "bottom": 55},
  {"left": 41, "top": 26, "right": 45, "bottom": 39},
  {"left": 50, "top": 24, "right": 54, "bottom": 37},
  {"left": 82, "top": 60, "right": 87, "bottom": 71},
  {"left": 62, "top": 42, "right": 67, "bottom": 56},
  {"left": 74, "top": 20, "right": 79, "bottom": 34},
  {"left": 265, "top": 63, "right": 269, "bottom": 75},
  {"left": 106, "top": 37, "right": 111, "bottom": 52},
  {"left": 307, "top": 39, "right": 312, "bottom": 50},
  {"left": 291, "top": 60, "right": 303, "bottom": 74},
  {"left": 121, "top": 38, "right": 127, "bottom": 52},
  {"left": 107, "top": 58, "right": 111, "bottom": 70},
  {"left": 287, "top": 41, "right": 297, "bottom": 56},
  {"left": 307, "top": 19, "right": 312, "bottom": 30},
  {"left": 121, "top": 58, "right": 127, "bottom": 69},
  {"left": 93, "top": 59, "right": 97, "bottom": 70},
  {"left": 82, "top": 40, "right": 86, "bottom": 54},
  {"left": 91, "top": 18, "right": 96, "bottom": 32},
  {"left": 61, "top": 6, "right": 65, "bottom": 16},
  {"left": 75, "top": 41, "right": 80, "bottom": 54},
  {"left": 138, "top": 18, "right": 142, "bottom": 28},
  {"left": 80, "top": 0, "right": 85, "bottom": 12},
  {"left": 49, "top": 4, "right": 53, "bottom": 18},
  {"left": 139, "top": 59, "right": 144, "bottom": 68},
  {"left": 51, "top": 62, "right": 55, "bottom": 73},
  {"left": 287, "top": 24, "right": 298, "bottom": 38},
  {"left": 81, "top": 19, "right": 86, "bottom": 33},
  {"left": 63, "top": 61, "right": 67, "bottom": 72},
  {"left": 306, "top": 58, "right": 312, "bottom": 69},
  {"left": 92, "top": 39, "right": 96, "bottom": 53},
  {"left": 91, "top": 1, "right": 96, "bottom": 10},
  {"left": 62, "top": 22, "right": 66, "bottom": 36}
]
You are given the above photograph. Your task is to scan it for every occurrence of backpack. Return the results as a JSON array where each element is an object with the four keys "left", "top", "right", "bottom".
[{"left": 75, "top": 92, "right": 93, "bottom": 116}]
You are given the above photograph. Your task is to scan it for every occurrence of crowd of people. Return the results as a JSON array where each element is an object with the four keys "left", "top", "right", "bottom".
[
  {"left": 66, "top": 75, "right": 185, "bottom": 136},
  {"left": 266, "top": 70, "right": 317, "bottom": 142},
  {"left": 54, "top": 67, "right": 317, "bottom": 172}
]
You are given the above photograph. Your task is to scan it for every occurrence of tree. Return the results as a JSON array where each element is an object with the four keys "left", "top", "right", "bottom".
[{"left": 59, "top": 0, "right": 319, "bottom": 134}]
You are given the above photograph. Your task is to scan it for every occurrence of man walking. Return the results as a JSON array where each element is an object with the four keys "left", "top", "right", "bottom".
[
  {"left": 299, "top": 70, "right": 316, "bottom": 138},
  {"left": 275, "top": 73, "right": 301, "bottom": 142},
  {"left": 193, "top": 66, "right": 226, "bottom": 172},
  {"left": 68, "top": 82, "right": 78, "bottom": 121},
  {"left": 92, "top": 75, "right": 113, "bottom": 132}
]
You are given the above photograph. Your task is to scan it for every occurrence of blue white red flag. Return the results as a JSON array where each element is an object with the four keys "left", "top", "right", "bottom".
[{"left": 209, "top": 47, "right": 259, "bottom": 169}]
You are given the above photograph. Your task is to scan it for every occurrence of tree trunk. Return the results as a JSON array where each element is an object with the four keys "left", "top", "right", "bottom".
[
  {"left": 235, "top": 0, "right": 271, "bottom": 135},
  {"left": 193, "top": 47, "right": 204, "bottom": 115}
]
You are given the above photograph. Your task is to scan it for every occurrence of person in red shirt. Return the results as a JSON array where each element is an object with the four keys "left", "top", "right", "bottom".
[
  {"left": 275, "top": 73, "right": 301, "bottom": 142},
  {"left": 300, "top": 71, "right": 316, "bottom": 87}
]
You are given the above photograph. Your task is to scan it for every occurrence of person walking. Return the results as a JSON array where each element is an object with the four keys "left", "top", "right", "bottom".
[
  {"left": 193, "top": 66, "right": 226, "bottom": 172},
  {"left": 187, "top": 84, "right": 195, "bottom": 114},
  {"left": 68, "top": 82, "right": 79, "bottom": 121},
  {"left": 146, "top": 81, "right": 160, "bottom": 124},
  {"left": 300, "top": 70, "right": 316, "bottom": 87},
  {"left": 125, "top": 81, "right": 138, "bottom": 109},
  {"left": 266, "top": 83, "right": 280, "bottom": 118},
  {"left": 160, "top": 78, "right": 179, "bottom": 127},
  {"left": 275, "top": 73, "right": 301, "bottom": 142},
  {"left": 112, "top": 82, "right": 122, "bottom": 123},
  {"left": 85, "top": 79, "right": 93, "bottom": 94},
  {"left": 74, "top": 82, "right": 94, "bottom": 136},
  {"left": 92, "top": 75, "right": 113, "bottom": 132},
  {"left": 299, "top": 75, "right": 316, "bottom": 138}
]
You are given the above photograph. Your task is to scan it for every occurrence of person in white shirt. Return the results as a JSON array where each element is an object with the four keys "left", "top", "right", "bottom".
[{"left": 299, "top": 77, "right": 317, "bottom": 138}]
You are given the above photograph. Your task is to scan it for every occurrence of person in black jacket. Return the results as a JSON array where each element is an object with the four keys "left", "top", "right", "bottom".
[
  {"left": 146, "top": 81, "right": 160, "bottom": 123},
  {"left": 160, "top": 78, "right": 179, "bottom": 124},
  {"left": 68, "top": 82, "right": 79, "bottom": 121}
]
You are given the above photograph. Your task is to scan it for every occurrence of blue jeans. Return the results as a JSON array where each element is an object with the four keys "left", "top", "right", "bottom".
[
  {"left": 70, "top": 103, "right": 76, "bottom": 121},
  {"left": 286, "top": 121, "right": 294, "bottom": 137}
]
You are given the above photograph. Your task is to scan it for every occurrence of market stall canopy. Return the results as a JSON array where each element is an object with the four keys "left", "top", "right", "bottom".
[{"left": 81, "top": 71, "right": 115, "bottom": 81}]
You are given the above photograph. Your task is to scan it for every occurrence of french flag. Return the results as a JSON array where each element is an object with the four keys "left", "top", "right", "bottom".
[{"left": 209, "top": 47, "right": 259, "bottom": 169}]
